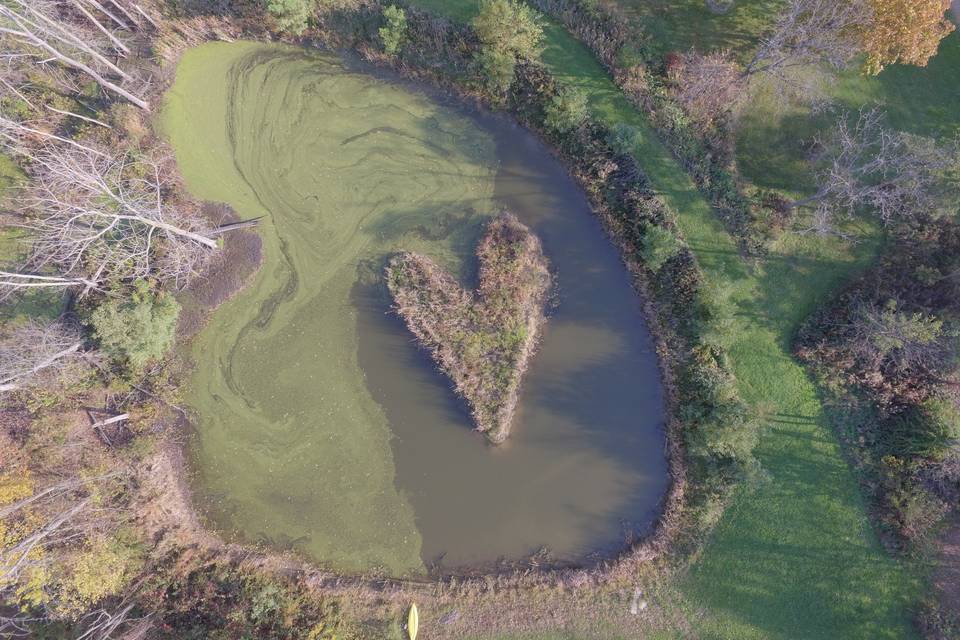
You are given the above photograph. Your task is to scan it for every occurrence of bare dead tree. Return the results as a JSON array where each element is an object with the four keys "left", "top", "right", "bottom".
[
  {"left": 0, "top": 320, "right": 87, "bottom": 393},
  {"left": 791, "top": 108, "right": 960, "bottom": 234},
  {"left": 76, "top": 603, "right": 147, "bottom": 640},
  {"left": 0, "top": 498, "right": 90, "bottom": 584},
  {"left": 2, "top": 144, "right": 218, "bottom": 292},
  {"left": 668, "top": 50, "right": 746, "bottom": 127},
  {"left": 743, "top": 0, "right": 870, "bottom": 103},
  {"left": 0, "top": 0, "right": 149, "bottom": 110},
  {"left": 0, "top": 114, "right": 108, "bottom": 157},
  {"left": 0, "top": 473, "right": 123, "bottom": 521}
]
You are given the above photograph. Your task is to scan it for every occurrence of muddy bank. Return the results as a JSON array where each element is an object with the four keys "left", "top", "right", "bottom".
[{"left": 176, "top": 201, "right": 263, "bottom": 341}]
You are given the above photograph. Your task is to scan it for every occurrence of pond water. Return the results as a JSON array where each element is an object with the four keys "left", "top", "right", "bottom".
[{"left": 160, "top": 41, "right": 667, "bottom": 575}]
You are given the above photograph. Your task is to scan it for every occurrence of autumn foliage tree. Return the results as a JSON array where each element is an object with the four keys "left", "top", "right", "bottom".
[
  {"left": 860, "top": 0, "right": 955, "bottom": 74},
  {"left": 674, "top": 0, "right": 957, "bottom": 123}
]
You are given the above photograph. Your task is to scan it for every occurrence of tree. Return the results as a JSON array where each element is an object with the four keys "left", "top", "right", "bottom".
[
  {"left": 0, "top": 321, "right": 88, "bottom": 393},
  {"left": 744, "top": 0, "right": 868, "bottom": 99},
  {"left": 379, "top": 5, "right": 407, "bottom": 56},
  {"left": 668, "top": 50, "right": 745, "bottom": 127},
  {"left": 544, "top": 85, "right": 588, "bottom": 133},
  {"left": 475, "top": 48, "right": 518, "bottom": 94},
  {"left": 89, "top": 280, "right": 180, "bottom": 371},
  {"left": 640, "top": 224, "right": 682, "bottom": 272},
  {"left": 0, "top": 0, "right": 148, "bottom": 110},
  {"left": 791, "top": 108, "right": 960, "bottom": 234},
  {"left": 267, "top": 0, "right": 314, "bottom": 35},
  {"left": 850, "top": 300, "right": 954, "bottom": 375},
  {"left": 860, "top": 0, "right": 955, "bottom": 75},
  {"left": 0, "top": 144, "right": 218, "bottom": 294},
  {"left": 472, "top": 0, "right": 543, "bottom": 93}
]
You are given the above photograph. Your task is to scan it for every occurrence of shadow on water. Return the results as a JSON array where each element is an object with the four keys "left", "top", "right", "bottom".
[{"left": 355, "top": 101, "right": 668, "bottom": 571}]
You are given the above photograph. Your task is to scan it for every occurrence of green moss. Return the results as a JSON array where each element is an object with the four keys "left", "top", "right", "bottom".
[{"left": 158, "top": 41, "right": 502, "bottom": 574}]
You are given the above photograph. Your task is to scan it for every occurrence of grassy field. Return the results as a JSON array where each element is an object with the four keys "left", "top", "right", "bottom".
[
  {"left": 411, "top": 1, "right": 924, "bottom": 637},
  {"left": 611, "top": 0, "right": 781, "bottom": 60}
]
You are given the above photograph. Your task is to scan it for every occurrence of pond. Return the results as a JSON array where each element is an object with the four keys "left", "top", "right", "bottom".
[{"left": 160, "top": 41, "right": 667, "bottom": 575}]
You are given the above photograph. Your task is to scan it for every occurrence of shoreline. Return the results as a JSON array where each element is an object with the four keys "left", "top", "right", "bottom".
[{"left": 137, "top": 2, "right": 688, "bottom": 622}]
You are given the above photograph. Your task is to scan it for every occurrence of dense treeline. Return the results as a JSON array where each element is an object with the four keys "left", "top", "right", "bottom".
[{"left": 0, "top": 1, "right": 267, "bottom": 636}]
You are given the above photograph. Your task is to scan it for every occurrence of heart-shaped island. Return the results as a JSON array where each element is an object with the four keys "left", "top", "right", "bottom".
[{"left": 386, "top": 213, "right": 552, "bottom": 444}]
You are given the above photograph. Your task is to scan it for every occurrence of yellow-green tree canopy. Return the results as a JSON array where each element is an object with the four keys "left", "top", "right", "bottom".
[{"left": 862, "top": 0, "right": 955, "bottom": 74}]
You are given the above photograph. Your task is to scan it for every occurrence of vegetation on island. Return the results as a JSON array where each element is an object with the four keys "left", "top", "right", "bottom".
[{"left": 386, "top": 213, "right": 551, "bottom": 444}]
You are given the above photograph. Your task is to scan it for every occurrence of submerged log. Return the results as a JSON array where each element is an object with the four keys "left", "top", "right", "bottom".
[{"left": 386, "top": 212, "right": 551, "bottom": 444}]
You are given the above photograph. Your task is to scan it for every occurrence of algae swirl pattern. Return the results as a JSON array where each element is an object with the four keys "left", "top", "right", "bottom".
[{"left": 160, "top": 42, "right": 499, "bottom": 574}]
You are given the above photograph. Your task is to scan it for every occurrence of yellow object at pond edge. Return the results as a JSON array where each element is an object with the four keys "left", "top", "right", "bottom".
[{"left": 408, "top": 603, "right": 419, "bottom": 640}]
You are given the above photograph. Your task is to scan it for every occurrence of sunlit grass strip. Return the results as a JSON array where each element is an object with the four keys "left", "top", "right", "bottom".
[{"left": 407, "top": 0, "right": 920, "bottom": 637}]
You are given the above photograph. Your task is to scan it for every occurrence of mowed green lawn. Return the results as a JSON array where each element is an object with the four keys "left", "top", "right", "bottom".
[{"left": 411, "top": 1, "right": 931, "bottom": 638}]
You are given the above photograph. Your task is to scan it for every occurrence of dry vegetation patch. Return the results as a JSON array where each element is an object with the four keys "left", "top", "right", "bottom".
[{"left": 386, "top": 212, "right": 551, "bottom": 444}]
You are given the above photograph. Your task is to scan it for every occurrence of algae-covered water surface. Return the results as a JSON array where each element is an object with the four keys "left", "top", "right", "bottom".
[{"left": 160, "top": 41, "right": 666, "bottom": 574}]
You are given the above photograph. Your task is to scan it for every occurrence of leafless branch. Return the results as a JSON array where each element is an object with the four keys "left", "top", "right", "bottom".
[
  {"left": 44, "top": 104, "right": 112, "bottom": 129},
  {"left": 0, "top": 320, "right": 87, "bottom": 393},
  {"left": 792, "top": 107, "right": 960, "bottom": 232},
  {"left": 744, "top": 0, "right": 869, "bottom": 103},
  {"left": 0, "top": 0, "right": 149, "bottom": 109},
  {"left": 5, "top": 143, "right": 218, "bottom": 289},
  {"left": 0, "top": 498, "right": 89, "bottom": 583}
]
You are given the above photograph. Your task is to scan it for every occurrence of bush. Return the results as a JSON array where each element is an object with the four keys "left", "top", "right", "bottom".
[
  {"left": 154, "top": 565, "right": 342, "bottom": 640},
  {"left": 266, "top": 0, "right": 313, "bottom": 35},
  {"left": 640, "top": 223, "right": 681, "bottom": 272},
  {"left": 89, "top": 281, "right": 180, "bottom": 372},
  {"left": 883, "top": 398, "right": 960, "bottom": 460},
  {"left": 607, "top": 122, "right": 642, "bottom": 155},
  {"left": 379, "top": 5, "right": 407, "bottom": 55},
  {"left": 543, "top": 84, "right": 588, "bottom": 133},
  {"left": 476, "top": 48, "right": 518, "bottom": 94}
]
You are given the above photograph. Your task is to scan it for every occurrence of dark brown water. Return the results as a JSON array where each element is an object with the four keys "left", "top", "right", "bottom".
[{"left": 356, "top": 105, "right": 668, "bottom": 571}]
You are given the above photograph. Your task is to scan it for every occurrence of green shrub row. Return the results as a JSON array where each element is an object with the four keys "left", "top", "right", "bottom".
[
  {"left": 527, "top": 0, "right": 768, "bottom": 254},
  {"left": 796, "top": 216, "right": 960, "bottom": 544},
  {"left": 325, "top": 2, "right": 761, "bottom": 495}
]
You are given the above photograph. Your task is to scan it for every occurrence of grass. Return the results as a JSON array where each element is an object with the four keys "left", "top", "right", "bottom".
[
  {"left": 409, "top": 1, "right": 923, "bottom": 637},
  {"left": 612, "top": 0, "right": 782, "bottom": 61}
]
